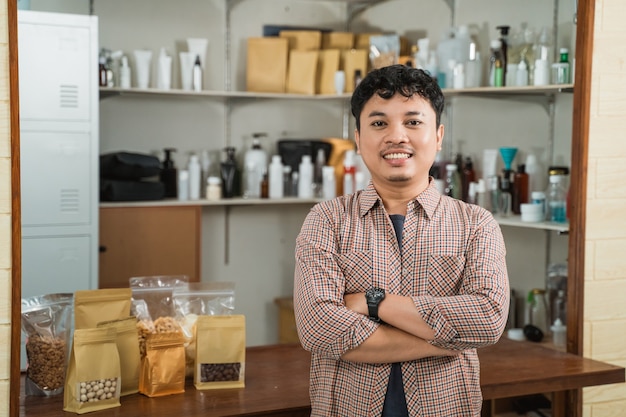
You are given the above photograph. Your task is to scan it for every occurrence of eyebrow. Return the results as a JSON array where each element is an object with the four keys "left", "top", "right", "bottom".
[{"left": 366, "top": 110, "right": 425, "bottom": 118}]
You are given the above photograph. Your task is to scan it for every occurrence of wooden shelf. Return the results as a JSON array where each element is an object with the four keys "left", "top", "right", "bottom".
[
  {"left": 99, "top": 84, "right": 574, "bottom": 100},
  {"left": 99, "top": 197, "right": 323, "bottom": 208}
]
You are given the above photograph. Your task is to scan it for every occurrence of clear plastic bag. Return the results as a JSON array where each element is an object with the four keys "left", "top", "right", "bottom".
[
  {"left": 129, "top": 275, "right": 189, "bottom": 320},
  {"left": 172, "top": 282, "right": 236, "bottom": 377},
  {"left": 21, "top": 293, "right": 74, "bottom": 396}
]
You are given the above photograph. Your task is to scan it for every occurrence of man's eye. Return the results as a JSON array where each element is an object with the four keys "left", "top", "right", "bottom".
[
  {"left": 407, "top": 120, "right": 421, "bottom": 126},
  {"left": 371, "top": 121, "right": 385, "bottom": 127}
]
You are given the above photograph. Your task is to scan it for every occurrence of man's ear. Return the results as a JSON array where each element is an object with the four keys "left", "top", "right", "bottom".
[
  {"left": 436, "top": 124, "right": 444, "bottom": 151},
  {"left": 354, "top": 128, "right": 361, "bottom": 154}
]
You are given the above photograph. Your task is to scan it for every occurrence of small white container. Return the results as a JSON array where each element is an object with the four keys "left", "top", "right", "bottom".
[
  {"left": 206, "top": 176, "right": 221, "bottom": 201},
  {"left": 520, "top": 203, "right": 544, "bottom": 222},
  {"left": 334, "top": 70, "right": 346, "bottom": 94},
  {"left": 507, "top": 328, "right": 525, "bottom": 342},
  {"left": 551, "top": 318, "right": 567, "bottom": 348}
]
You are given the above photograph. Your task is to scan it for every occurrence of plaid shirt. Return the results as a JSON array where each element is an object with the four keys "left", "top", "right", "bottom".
[{"left": 294, "top": 180, "right": 509, "bottom": 417}]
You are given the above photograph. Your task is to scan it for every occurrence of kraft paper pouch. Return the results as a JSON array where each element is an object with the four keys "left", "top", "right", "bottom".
[
  {"left": 195, "top": 315, "right": 246, "bottom": 390},
  {"left": 279, "top": 30, "right": 322, "bottom": 51},
  {"left": 97, "top": 317, "right": 141, "bottom": 396},
  {"left": 246, "top": 37, "right": 288, "bottom": 93},
  {"left": 342, "top": 49, "right": 369, "bottom": 93},
  {"left": 139, "top": 332, "right": 186, "bottom": 397},
  {"left": 317, "top": 49, "right": 341, "bottom": 94},
  {"left": 322, "top": 31, "right": 354, "bottom": 50},
  {"left": 63, "top": 327, "right": 121, "bottom": 414},
  {"left": 74, "top": 288, "right": 132, "bottom": 330},
  {"left": 287, "top": 50, "right": 319, "bottom": 95}
]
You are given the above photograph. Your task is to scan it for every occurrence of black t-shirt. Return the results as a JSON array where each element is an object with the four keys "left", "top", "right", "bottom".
[{"left": 381, "top": 214, "right": 409, "bottom": 417}]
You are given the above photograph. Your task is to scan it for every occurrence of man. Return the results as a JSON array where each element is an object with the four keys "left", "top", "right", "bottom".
[{"left": 294, "top": 65, "right": 509, "bottom": 416}]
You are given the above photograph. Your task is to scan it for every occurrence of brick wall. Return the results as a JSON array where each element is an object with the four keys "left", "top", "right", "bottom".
[{"left": 582, "top": 0, "right": 626, "bottom": 415}]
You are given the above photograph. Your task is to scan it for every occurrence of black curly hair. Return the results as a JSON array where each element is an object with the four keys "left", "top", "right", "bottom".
[{"left": 350, "top": 64, "right": 445, "bottom": 132}]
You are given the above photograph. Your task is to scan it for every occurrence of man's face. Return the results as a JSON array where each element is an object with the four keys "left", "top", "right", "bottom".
[{"left": 354, "top": 93, "right": 444, "bottom": 190}]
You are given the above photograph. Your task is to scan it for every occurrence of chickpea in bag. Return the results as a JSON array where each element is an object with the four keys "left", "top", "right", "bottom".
[
  {"left": 21, "top": 293, "right": 73, "bottom": 396},
  {"left": 63, "top": 327, "right": 121, "bottom": 414}
]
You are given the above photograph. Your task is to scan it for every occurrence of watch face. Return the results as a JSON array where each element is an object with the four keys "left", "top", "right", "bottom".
[{"left": 366, "top": 287, "right": 385, "bottom": 303}]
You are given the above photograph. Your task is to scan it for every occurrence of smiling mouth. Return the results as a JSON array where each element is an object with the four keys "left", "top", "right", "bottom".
[{"left": 383, "top": 152, "right": 412, "bottom": 160}]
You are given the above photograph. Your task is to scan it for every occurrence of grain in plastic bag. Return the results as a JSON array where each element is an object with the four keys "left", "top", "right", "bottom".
[{"left": 21, "top": 293, "right": 73, "bottom": 396}]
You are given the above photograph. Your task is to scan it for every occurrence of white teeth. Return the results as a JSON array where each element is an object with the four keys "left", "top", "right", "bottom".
[{"left": 384, "top": 153, "right": 410, "bottom": 159}]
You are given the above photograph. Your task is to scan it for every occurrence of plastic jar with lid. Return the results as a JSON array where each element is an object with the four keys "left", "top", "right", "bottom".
[{"left": 206, "top": 176, "right": 221, "bottom": 201}]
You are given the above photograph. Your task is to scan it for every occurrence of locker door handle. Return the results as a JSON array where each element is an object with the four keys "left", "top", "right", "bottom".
[{"left": 99, "top": 245, "right": 107, "bottom": 253}]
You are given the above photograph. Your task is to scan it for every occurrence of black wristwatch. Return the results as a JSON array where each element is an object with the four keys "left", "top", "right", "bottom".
[{"left": 365, "top": 287, "right": 386, "bottom": 323}]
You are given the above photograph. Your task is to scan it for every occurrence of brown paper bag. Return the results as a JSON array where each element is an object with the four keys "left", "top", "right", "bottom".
[
  {"left": 317, "top": 49, "right": 341, "bottom": 94},
  {"left": 139, "top": 332, "right": 186, "bottom": 397},
  {"left": 74, "top": 288, "right": 132, "bottom": 330},
  {"left": 194, "top": 315, "right": 246, "bottom": 390},
  {"left": 287, "top": 50, "right": 319, "bottom": 95},
  {"left": 63, "top": 327, "right": 121, "bottom": 414},
  {"left": 97, "top": 317, "right": 141, "bottom": 396},
  {"left": 246, "top": 37, "right": 289, "bottom": 93},
  {"left": 279, "top": 30, "right": 322, "bottom": 51},
  {"left": 322, "top": 31, "right": 354, "bottom": 50},
  {"left": 342, "top": 49, "right": 369, "bottom": 93}
]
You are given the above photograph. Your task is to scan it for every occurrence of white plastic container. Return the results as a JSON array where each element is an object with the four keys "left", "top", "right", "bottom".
[
  {"left": 119, "top": 55, "right": 131, "bottom": 89},
  {"left": 298, "top": 155, "right": 314, "bottom": 198},
  {"left": 187, "top": 154, "right": 201, "bottom": 200},
  {"left": 206, "top": 176, "right": 221, "bottom": 201},
  {"left": 268, "top": 155, "right": 284, "bottom": 199},
  {"left": 178, "top": 169, "right": 189, "bottom": 201},
  {"left": 322, "top": 166, "right": 336, "bottom": 200},
  {"left": 520, "top": 203, "right": 543, "bottom": 222},
  {"left": 551, "top": 318, "right": 567, "bottom": 348},
  {"left": 243, "top": 138, "right": 268, "bottom": 198}
]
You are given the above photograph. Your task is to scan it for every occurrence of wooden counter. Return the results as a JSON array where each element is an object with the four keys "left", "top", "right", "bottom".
[{"left": 20, "top": 338, "right": 624, "bottom": 417}]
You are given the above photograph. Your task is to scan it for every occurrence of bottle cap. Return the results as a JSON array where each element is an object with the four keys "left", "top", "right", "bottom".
[
  {"left": 207, "top": 176, "right": 221, "bottom": 185},
  {"left": 551, "top": 318, "right": 566, "bottom": 331},
  {"left": 271, "top": 155, "right": 282, "bottom": 164},
  {"left": 446, "top": 163, "right": 458, "bottom": 171},
  {"left": 531, "top": 191, "right": 546, "bottom": 199},
  {"left": 490, "top": 39, "right": 502, "bottom": 49}
]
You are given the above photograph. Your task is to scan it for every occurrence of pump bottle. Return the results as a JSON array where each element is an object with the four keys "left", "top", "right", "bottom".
[
  {"left": 220, "top": 147, "right": 240, "bottom": 198},
  {"left": 160, "top": 148, "right": 178, "bottom": 198},
  {"left": 488, "top": 40, "right": 505, "bottom": 87},
  {"left": 496, "top": 25, "right": 510, "bottom": 85},
  {"left": 119, "top": 55, "right": 131, "bottom": 88}
]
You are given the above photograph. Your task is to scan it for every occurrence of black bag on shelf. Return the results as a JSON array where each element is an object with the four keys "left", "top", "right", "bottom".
[
  {"left": 100, "top": 179, "right": 165, "bottom": 202},
  {"left": 100, "top": 151, "right": 162, "bottom": 180}
]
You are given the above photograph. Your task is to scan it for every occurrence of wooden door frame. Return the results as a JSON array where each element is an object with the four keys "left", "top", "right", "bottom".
[{"left": 7, "top": 0, "right": 596, "bottom": 416}]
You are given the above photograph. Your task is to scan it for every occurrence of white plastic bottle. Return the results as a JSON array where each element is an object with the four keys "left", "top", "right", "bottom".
[
  {"left": 268, "top": 155, "right": 284, "bottom": 199},
  {"left": 343, "top": 149, "right": 356, "bottom": 195},
  {"left": 298, "top": 155, "right": 314, "bottom": 199},
  {"left": 192, "top": 55, "right": 202, "bottom": 92},
  {"left": 516, "top": 59, "right": 529, "bottom": 86},
  {"left": 243, "top": 138, "right": 268, "bottom": 198},
  {"left": 187, "top": 153, "right": 201, "bottom": 200},
  {"left": 119, "top": 55, "right": 131, "bottom": 89},
  {"left": 178, "top": 169, "right": 189, "bottom": 201},
  {"left": 322, "top": 165, "right": 336, "bottom": 200}
]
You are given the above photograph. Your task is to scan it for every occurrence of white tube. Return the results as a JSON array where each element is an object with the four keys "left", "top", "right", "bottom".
[
  {"left": 157, "top": 48, "right": 172, "bottom": 90},
  {"left": 133, "top": 49, "right": 152, "bottom": 89},
  {"left": 179, "top": 52, "right": 195, "bottom": 91}
]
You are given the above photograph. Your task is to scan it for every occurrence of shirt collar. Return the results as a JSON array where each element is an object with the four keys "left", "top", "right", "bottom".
[{"left": 358, "top": 178, "right": 441, "bottom": 219}]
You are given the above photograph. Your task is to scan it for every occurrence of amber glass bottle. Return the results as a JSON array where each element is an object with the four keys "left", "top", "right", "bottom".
[{"left": 512, "top": 164, "right": 529, "bottom": 214}]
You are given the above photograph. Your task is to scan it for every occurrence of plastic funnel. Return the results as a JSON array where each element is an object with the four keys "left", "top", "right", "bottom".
[{"left": 499, "top": 147, "right": 518, "bottom": 171}]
